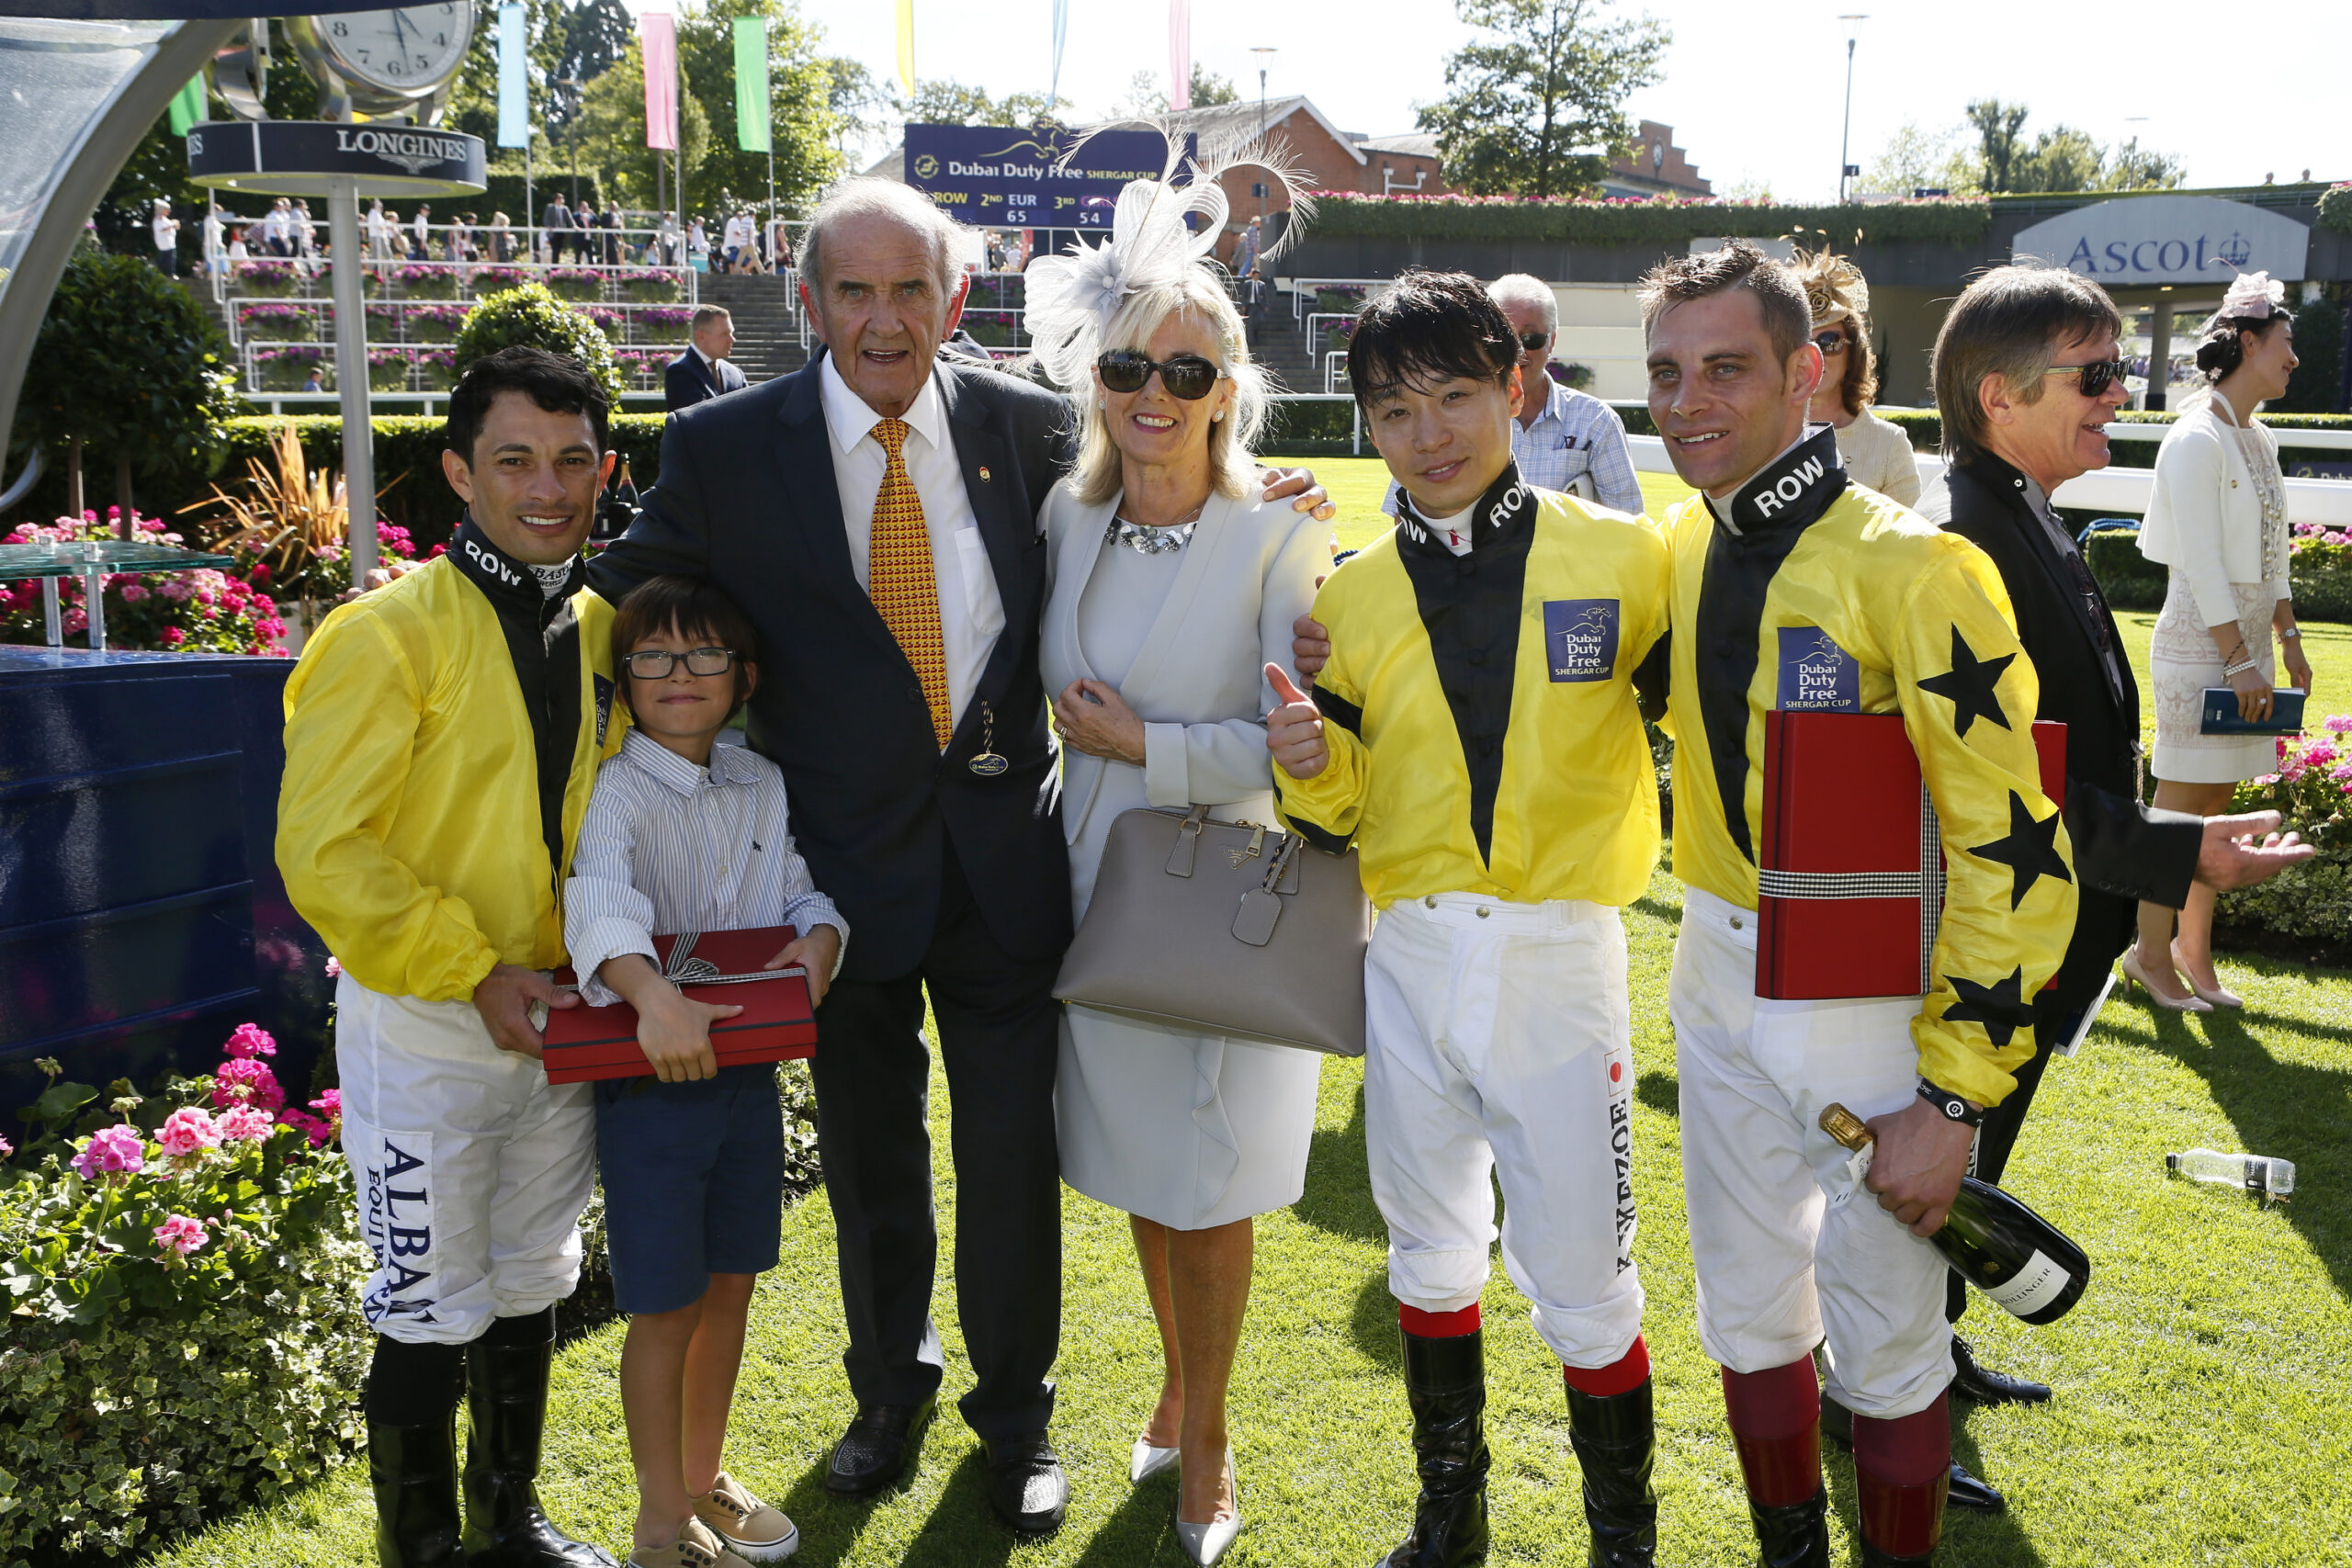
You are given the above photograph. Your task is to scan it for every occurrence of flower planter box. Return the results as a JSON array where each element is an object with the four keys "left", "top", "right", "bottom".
[
  {"left": 254, "top": 351, "right": 326, "bottom": 391},
  {"left": 415, "top": 354, "right": 457, "bottom": 391},
  {"left": 241, "top": 309, "right": 319, "bottom": 342},
  {"left": 234, "top": 263, "right": 301, "bottom": 298},
  {"left": 469, "top": 266, "right": 532, "bottom": 296},
  {"left": 392, "top": 265, "right": 459, "bottom": 299},
  {"left": 547, "top": 269, "right": 606, "bottom": 302},
  {"left": 619, "top": 270, "right": 682, "bottom": 302},
  {"left": 367, "top": 355, "right": 413, "bottom": 391}
]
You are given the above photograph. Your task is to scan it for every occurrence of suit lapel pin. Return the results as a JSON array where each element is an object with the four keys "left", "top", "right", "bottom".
[{"left": 978, "top": 466, "right": 992, "bottom": 483}]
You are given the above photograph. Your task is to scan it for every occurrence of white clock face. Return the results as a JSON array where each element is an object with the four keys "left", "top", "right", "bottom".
[{"left": 316, "top": 4, "right": 475, "bottom": 96}]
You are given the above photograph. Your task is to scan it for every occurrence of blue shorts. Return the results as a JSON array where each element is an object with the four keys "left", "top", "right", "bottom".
[{"left": 595, "top": 1062, "right": 785, "bottom": 1315}]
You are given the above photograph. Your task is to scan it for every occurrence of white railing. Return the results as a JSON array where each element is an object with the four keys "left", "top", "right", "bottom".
[
  {"left": 240, "top": 338, "right": 686, "bottom": 399},
  {"left": 226, "top": 295, "right": 697, "bottom": 353},
  {"left": 1623, "top": 434, "right": 2352, "bottom": 527},
  {"left": 1322, "top": 350, "right": 1351, "bottom": 396},
  {"left": 1289, "top": 278, "right": 1394, "bottom": 321}
]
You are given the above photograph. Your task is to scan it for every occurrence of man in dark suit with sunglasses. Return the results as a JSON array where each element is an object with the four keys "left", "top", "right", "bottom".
[
  {"left": 591, "top": 178, "right": 1329, "bottom": 1539},
  {"left": 1845, "top": 263, "right": 2311, "bottom": 1513}
]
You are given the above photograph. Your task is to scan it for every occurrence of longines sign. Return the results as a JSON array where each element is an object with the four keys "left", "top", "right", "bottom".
[
  {"left": 186, "top": 119, "right": 487, "bottom": 197},
  {"left": 2012, "top": 195, "right": 2308, "bottom": 285}
]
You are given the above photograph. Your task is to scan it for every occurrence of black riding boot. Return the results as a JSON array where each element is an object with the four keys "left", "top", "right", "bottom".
[
  {"left": 1378, "top": 1325, "right": 1490, "bottom": 1568},
  {"left": 1564, "top": 1379, "right": 1657, "bottom": 1567},
  {"left": 460, "top": 1319, "right": 618, "bottom": 1568},
  {"left": 1747, "top": 1490, "right": 1832, "bottom": 1568},
  {"left": 367, "top": 1336, "right": 468, "bottom": 1568}
]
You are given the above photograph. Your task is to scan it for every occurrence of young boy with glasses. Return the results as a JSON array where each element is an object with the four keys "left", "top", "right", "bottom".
[{"left": 565, "top": 575, "right": 847, "bottom": 1568}]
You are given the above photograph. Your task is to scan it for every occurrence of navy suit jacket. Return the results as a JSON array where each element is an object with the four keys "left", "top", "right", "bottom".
[
  {"left": 664, "top": 350, "right": 746, "bottom": 412},
  {"left": 590, "top": 351, "right": 1078, "bottom": 980}
]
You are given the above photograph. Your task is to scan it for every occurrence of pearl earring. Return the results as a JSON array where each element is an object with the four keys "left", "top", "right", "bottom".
[{"left": 1213, "top": 411, "right": 1224, "bottom": 422}]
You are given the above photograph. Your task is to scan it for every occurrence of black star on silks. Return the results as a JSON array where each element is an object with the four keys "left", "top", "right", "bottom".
[
  {"left": 1917, "top": 626, "right": 2015, "bottom": 739},
  {"left": 1944, "top": 967, "right": 2035, "bottom": 1047},
  {"left": 1967, "top": 790, "right": 2074, "bottom": 909}
]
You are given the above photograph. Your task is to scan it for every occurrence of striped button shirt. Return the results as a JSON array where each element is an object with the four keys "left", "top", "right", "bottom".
[
  {"left": 1379, "top": 381, "right": 1645, "bottom": 522},
  {"left": 564, "top": 730, "right": 847, "bottom": 1006}
]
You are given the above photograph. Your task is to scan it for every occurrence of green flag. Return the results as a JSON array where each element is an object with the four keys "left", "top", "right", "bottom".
[
  {"left": 733, "top": 17, "right": 770, "bottom": 153},
  {"left": 166, "top": 73, "right": 206, "bottom": 137}
]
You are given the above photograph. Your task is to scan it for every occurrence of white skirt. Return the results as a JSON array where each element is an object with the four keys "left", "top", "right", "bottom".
[
  {"left": 1055, "top": 1004, "right": 1323, "bottom": 1232},
  {"left": 2150, "top": 570, "right": 2278, "bottom": 784}
]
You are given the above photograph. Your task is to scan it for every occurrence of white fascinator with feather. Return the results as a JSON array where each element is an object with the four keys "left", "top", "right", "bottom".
[{"left": 1021, "top": 121, "right": 1315, "bottom": 390}]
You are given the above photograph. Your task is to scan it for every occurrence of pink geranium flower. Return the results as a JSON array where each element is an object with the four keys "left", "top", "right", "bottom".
[
  {"left": 0, "top": 1133, "right": 14, "bottom": 1159},
  {"left": 212, "top": 1057, "right": 286, "bottom": 1112},
  {"left": 218, "top": 1104, "right": 276, "bottom": 1141},
  {"left": 277, "top": 1109, "right": 332, "bottom": 1147},
  {"left": 2325, "top": 715, "right": 2352, "bottom": 736},
  {"left": 153, "top": 1214, "right": 208, "bottom": 1257},
  {"left": 323, "top": 954, "right": 343, "bottom": 977},
  {"left": 72, "top": 1124, "right": 146, "bottom": 1179},
  {"left": 222, "top": 1021, "right": 277, "bottom": 1059},
  {"left": 156, "top": 1106, "right": 221, "bottom": 1156}
]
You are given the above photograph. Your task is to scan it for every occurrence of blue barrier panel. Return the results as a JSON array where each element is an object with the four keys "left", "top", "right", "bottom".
[{"left": 0, "top": 647, "right": 331, "bottom": 1117}]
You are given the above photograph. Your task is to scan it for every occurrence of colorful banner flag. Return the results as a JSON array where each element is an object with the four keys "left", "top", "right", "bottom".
[
  {"left": 165, "top": 73, "right": 206, "bottom": 136},
  {"left": 496, "top": 3, "right": 528, "bottom": 149},
  {"left": 1168, "top": 0, "right": 1190, "bottom": 111},
  {"left": 642, "top": 8, "right": 678, "bottom": 152},
  {"left": 895, "top": 0, "right": 915, "bottom": 97},
  {"left": 732, "top": 17, "right": 770, "bottom": 153},
  {"left": 1047, "top": 0, "right": 1068, "bottom": 113}
]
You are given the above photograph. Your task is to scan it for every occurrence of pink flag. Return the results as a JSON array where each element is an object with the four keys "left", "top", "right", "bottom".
[
  {"left": 642, "top": 8, "right": 678, "bottom": 152},
  {"left": 1168, "top": 0, "right": 1190, "bottom": 110}
]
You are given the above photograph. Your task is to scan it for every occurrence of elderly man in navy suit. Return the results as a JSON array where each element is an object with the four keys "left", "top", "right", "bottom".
[
  {"left": 664, "top": 307, "right": 747, "bottom": 412},
  {"left": 593, "top": 177, "right": 1329, "bottom": 1540}
]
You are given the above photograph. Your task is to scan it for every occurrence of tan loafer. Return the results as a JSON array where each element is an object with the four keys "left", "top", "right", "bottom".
[
  {"left": 627, "top": 1516, "right": 756, "bottom": 1568},
  {"left": 693, "top": 1472, "right": 800, "bottom": 1563}
]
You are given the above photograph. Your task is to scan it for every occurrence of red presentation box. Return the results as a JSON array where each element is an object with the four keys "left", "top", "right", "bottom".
[
  {"left": 542, "top": 926, "right": 818, "bottom": 1084},
  {"left": 1758, "top": 713, "right": 2064, "bottom": 1000}
]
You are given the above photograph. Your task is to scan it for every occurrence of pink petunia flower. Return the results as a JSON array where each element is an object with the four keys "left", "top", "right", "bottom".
[
  {"left": 72, "top": 1123, "right": 146, "bottom": 1179},
  {"left": 162, "top": 626, "right": 187, "bottom": 646},
  {"left": 153, "top": 1214, "right": 208, "bottom": 1257},
  {"left": 156, "top": 1106, "right": 221, "bottom": 1156},
  {"left": 2324, "top": 715, "right": 2352, "bottom": 736},
  {"left": 212, "top": 1056, "right": 286, "bottom": 1112},
  {"left": 218, "top": 1104, "right": 276, "bottom": 1141},
  {"left": 222, "top": 1021, "right": 277, "bottom": 1059}
]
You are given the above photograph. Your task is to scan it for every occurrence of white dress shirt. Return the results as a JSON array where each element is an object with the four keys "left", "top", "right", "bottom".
[
  {"left": 565, "top": 729, "right": 847, "bottom": 1007},
  {"left": 819, "top": 352, "right": 1007, "bottom": 741}
]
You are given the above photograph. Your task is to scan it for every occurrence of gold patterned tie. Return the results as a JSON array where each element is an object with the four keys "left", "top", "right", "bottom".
[{"left": 867, "top": 417, "right": 953, "bottom": 747}]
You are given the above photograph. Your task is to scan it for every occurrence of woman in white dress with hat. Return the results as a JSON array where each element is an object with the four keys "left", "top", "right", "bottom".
[
  {"left": 1028, "top": 158, "right": 1327, "bottom": 1566},
  {"left": 2130, "top": 271, "right": 2316, "bottom": 1009}
]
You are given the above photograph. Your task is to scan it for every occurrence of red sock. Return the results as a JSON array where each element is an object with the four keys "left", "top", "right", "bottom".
[
  {"left": 1397, "top": 1302, "right": 1480, "bottom": 1338},
  {"left": 1853, "top": 1392, "right": 1950, "bottom": 1559},
  {"left": 1719, "top": 1358, "right": 1823, "bottom": 1507},
  {"left": 1562, "top": 1336, "right": 1650, "bottom": 1398}
]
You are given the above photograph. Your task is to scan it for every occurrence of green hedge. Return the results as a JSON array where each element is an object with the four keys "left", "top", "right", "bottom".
[
  {"left": 1303, "top": 194, "right": 1991, "bottom": 247},
  {"left": 1875, "top": 406, "right": 2352, "bottom": 457},
  {"left": 2320, "top": 183, "right": 2352, "bottom": 236},
  {"left": 2083, "top": 532, "right": 2352, "bottom": 619},
  {"left": 208, "top": 414, "right": 667, "bottom": 553}
]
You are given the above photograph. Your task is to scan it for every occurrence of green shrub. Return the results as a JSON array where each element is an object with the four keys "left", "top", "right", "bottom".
[
  {"left": 2319, "top": 183, "right": 2352, "bottom": 236},
  {"left": 2290, "top": 540, "right": 2352, "bottom": 622},
  {"left": 2220, "top": 719, "right": 2352, "bottom": 947},
  {"left": 1304, "top": 194, "right": 1992, "bottom": 247},
  {"left": 0, "top": 1034, "right": 366, "bottom": 1565},
  {"left": 2082, "top": 527, "right": 2168, "bottom": 610},
  {"left": 452, "top": 283, "right": 624, "bottom": 404}
]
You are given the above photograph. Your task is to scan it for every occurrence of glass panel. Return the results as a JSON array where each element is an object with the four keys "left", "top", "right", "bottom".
[
  {"left": 0, "top": 18, "right": 173, "bottom": 316},
  {"left": 0, "top": 540, "right": 233, "bottom": 578}
]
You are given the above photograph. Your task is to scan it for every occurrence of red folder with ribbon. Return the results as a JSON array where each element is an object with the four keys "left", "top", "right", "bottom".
[
  {"left": 540, "top": 926, "right": 818, "bottom": 1084},
  {"left": 1758, "top": 713, "right": 2064, "bottom": 1000}
]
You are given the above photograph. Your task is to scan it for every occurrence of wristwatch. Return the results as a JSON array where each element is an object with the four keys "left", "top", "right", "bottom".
[{"left": 1917, "top": 1077, "right": 1984, "bottom": 1128}]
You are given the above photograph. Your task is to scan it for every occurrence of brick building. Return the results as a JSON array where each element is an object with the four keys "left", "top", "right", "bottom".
[{"left": 1600, "top": 120, "right": 1711, "bottom": 199}]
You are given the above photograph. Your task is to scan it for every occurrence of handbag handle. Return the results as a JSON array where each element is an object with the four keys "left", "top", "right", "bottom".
[{"left": 1164, "top": 804, "right": 1211, "bottom": 876}]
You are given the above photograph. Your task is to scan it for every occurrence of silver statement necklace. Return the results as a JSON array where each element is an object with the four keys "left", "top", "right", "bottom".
[{"left": 1106, "top": 499, "right": 1205, "bottom": 556}]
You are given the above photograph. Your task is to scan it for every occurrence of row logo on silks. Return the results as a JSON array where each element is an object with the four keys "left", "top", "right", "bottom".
[
  {"left": 1776, "top": 626, "right": 1860, "bottom": 711},
  {"left": 1544, "top": 599, "right": 1620, "bottom": 682}
]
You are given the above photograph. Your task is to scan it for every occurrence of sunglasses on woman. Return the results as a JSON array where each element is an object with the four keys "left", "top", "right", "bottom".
[
  {"left": 2042, "top": 358, "right": 2131, "bottom": 399},
  {"left": 1517, "top": 331, "right": 1549, "bottom": 354},
  {"left": 1813, "top": 329, "right": 1849, "bottom": 356},
  {"left": 1096, "top": 350, "right": 1227, "bottom": 400}
]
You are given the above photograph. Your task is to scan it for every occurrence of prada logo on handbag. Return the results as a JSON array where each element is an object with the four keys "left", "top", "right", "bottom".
[{"left": 1227, "top": 823, "right": 1267, "bottom": 868}]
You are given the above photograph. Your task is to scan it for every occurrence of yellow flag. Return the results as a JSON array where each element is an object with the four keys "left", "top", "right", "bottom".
[{"left": 895, "top": 0, "right": 915, "bottom": 96}]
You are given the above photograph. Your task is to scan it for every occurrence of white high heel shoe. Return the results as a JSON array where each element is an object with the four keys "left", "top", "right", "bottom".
[
  {"left": 2121, "top": 946, "right": 2211, "bottom": 1013},
  {"left": 2172, "top": 940, "right": 2243, "bottom": 1009},
  {"left": 1129, "top": 1436, "right": 1180, "bottom": 1484},
  {"left": 1175, "top": 1451, "right": 1241, "bottom": 1566}
]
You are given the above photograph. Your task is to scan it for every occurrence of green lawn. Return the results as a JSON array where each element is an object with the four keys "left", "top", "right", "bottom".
[
  {"left": 148, "top": 865, "right": 2352, "bottom": 1567},
  {"left": 144, "top": 459, "right": 2352, "bottom": 1565}
]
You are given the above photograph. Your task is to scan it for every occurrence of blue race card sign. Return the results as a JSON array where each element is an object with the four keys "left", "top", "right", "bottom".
[{"left": 1776, "top": 626, "right": 1860, "bottom": 711}]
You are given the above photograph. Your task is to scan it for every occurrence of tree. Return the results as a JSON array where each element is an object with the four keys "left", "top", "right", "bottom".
[
  {"left": 444, "top": 0, "right": 567, "bottom": 150},
  {"left": 18, "top": 252, "right": 237, "bottom": 521},
  {"left": 2012, "top": 125, "right": 2104, "bottom": 196},
  {"left": 907, "top": 78, "right": 1001, "bottom": 126},
  {"left": 572, "top": 38, "right": 711, "bottom": 209},
  {"left": 2100, "top": 137, "right": 2187, "bottom": 192},
  {"left": 1111, "top": 62, "right": 1238, "bottom": 118},
  {"left": 551, "top": 0, "right": 633, "bottom": 127},
  {"left": 821, "top": 55, "right": 894, "bottom": 157},
  {"left": 675, "top": 0, "right": 842, "bottom": 211},
  {"left": 1858, "top": 122, "right": 1982, "bottom": 197},
  {"left": 1964, "top": 98, "right": 2030, "bottom": 194},
  {"left": 1963, "top": 99, "right": 2186, "bottom": 194},
  {"left": 1415, "top": 0, "right": 1669, "bottom": 199}
]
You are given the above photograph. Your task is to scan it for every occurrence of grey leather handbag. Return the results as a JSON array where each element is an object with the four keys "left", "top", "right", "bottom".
[{"left": 1054, "top": 805, "right": 1371, "bottom": 1056}]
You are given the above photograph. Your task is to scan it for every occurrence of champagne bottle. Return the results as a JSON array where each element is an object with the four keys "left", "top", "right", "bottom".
[{"left": 1819, "top": 1103, "right": 2090, "bottom": 1326}]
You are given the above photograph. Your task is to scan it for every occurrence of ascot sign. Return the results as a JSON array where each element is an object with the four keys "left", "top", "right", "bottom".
[{"left": 2012, "top": 195, "right": 2308, "bottom": 285}]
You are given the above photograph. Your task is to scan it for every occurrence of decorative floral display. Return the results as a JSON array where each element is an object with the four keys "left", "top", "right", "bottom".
[
  {"left": 0, "top": 1033, "right": 365, "bottom": 1560},
  {"left": 636, "top": 304, "right": 694, "bottom": 329},
  {"left": 391, "top": 263, "right": 459, "bottom": 299},
  {"left": 231, "top": 258, "right": 300, "bottom": 296},
  {"left": 546, "top": 265, "right": 607, "bottom": 301},
  {"left": 2224, "top": 716, "right": 2352, "bottom": 949},
  {"left": 617, "top": 266, "right": 684, "bottom": 301},
  {"left": 0, "top": 510, "right": 289, "bottom": 655},
  {"left": 237, "top": 300, "right": 322, "bottom": 342}
]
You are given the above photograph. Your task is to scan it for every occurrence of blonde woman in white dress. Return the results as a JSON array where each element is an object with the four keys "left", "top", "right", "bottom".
[
  {"left": 1028, "top": 167, "right": 1326, "bottom": 1567},
  {"left": 2130, "top": 272, "right": 2315, "bottom": 1010},
  {"left": 1795, "top": 248, "right": 1921, "bottom": 505}
]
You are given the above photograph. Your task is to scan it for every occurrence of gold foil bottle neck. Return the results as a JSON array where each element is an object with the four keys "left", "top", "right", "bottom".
[{"left": 1818, "top": 1102, "right": 1874, "bottom": 1151}]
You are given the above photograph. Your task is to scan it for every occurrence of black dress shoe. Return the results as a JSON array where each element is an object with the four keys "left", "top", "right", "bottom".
[
  {"left": 1951, "top": 1336, "right": 2051, "bottom": 1406},
  {"left": 983, "top": 1430, "right": 1069, "bottom": 1537},
  {"left": 823, "top": 1393, "right": 937, "bottom": 1498},
  {"left": 1946, "top": 1459, "right": 2006, "bottom": 1514}
]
